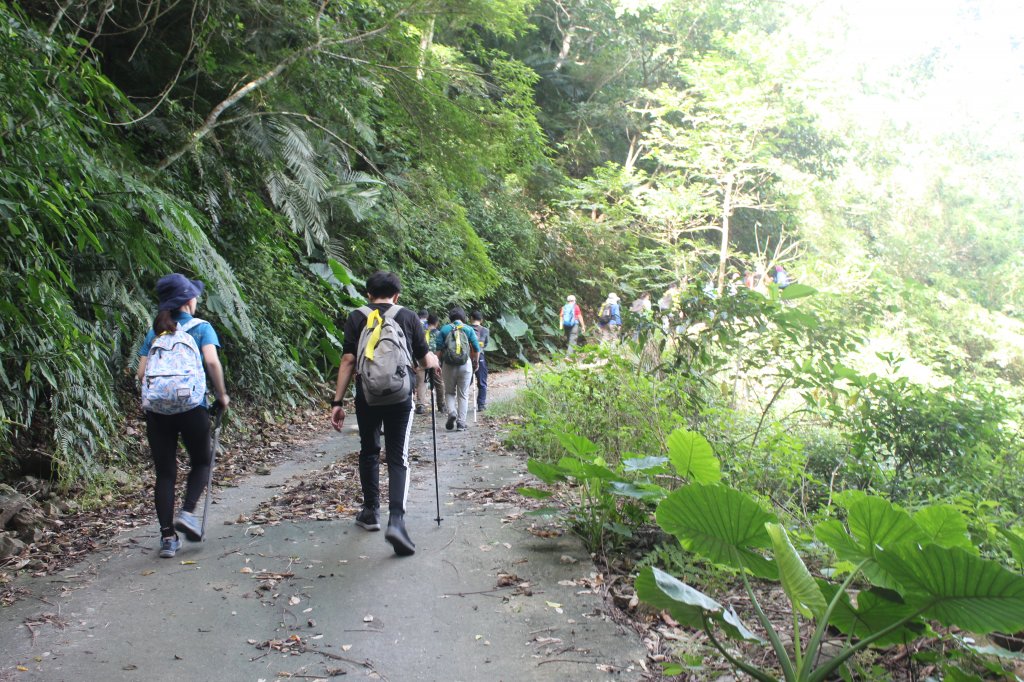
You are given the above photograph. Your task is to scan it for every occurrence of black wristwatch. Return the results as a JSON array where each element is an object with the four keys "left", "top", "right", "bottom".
[{"left": 331, "top": 399, "right": 344, "bottom": 407}]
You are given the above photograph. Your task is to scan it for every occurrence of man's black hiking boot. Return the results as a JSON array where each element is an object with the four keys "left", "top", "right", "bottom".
[
  {"left": 355, "top": 507, "right": 381, "bottom": 531},
  {"left": 384, "top": 513, "right": 415, "bottom": 556},
  {"left": 445, "top": 415, "right": 456, "bottom": 431}
]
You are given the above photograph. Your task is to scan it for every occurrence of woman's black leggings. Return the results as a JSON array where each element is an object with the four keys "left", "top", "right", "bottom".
[{"left": 145, "top": 406, "right": 211, "bottom": 538}]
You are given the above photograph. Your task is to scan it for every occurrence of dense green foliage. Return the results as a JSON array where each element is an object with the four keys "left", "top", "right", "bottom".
[{"left": 3, "top": 0, "right": 1024, "bottom": 674}]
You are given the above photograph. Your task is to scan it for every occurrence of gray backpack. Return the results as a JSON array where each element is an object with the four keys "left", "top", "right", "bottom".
[{"left": 355, "top": 305, "right": 413, "bottom": 406}]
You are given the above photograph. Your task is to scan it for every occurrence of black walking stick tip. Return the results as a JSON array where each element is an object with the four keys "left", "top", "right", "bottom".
[{"left": 429, "top": 370, "right": 443, "bottom": 526}]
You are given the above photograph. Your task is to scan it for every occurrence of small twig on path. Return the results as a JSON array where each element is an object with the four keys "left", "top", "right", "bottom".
[
  {"left": 218, "top": 546, "right": 243, "bottom": 559},
  {"left": 537, "top": 658, "right": 597, "bottom": 666},
  {"left": 440, "top": 587, "right": 507, "bottom": 598},
  {"left": 442, "top": 558, "right": 459, "bottom": 577}
]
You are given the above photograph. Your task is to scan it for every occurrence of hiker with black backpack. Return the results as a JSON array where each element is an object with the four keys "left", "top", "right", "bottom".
[
  {"left": 436, "top": 307, "right": 481, "bottom": 432},
  {"left": 136, "top": 274, "right": 230, "bottom": 559},
  {"left": 596, "top": 292, "right": 622, "bottom": 343},
  {"left": 470, "top": 310, "right": 489, "bottom": 413},
  {"left": 330, "top": 272, "right": 439, "bottom": 556}
]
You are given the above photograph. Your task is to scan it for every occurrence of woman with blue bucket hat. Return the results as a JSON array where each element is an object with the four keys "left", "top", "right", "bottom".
[{"left": 136, "top": 274, "right": 230, "bottom": 558}]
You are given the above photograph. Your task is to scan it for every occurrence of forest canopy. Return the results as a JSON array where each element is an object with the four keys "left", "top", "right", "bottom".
[{"left": 1, "top": 0, "right": 1022, "bottom": 487}]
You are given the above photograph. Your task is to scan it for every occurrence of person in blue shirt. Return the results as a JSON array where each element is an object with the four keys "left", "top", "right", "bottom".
[
  {"left": 435, "top": 307, "right": 481, "bottom": 431},
  {"left": 136, "top": 274, "right": 230, "bottom": 559}
]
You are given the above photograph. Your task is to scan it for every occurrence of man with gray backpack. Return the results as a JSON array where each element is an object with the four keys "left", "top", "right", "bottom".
[{"left": 330, "top": 272, "right": 439, "bottom": 556}]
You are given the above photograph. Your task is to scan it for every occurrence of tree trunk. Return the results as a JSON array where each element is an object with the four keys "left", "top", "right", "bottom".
[
  {"left": 717, "top": 172, "right": 734, "bottom": 295},
  {"left": 416, "top": 17, "right": 435, "bottom": 81}
]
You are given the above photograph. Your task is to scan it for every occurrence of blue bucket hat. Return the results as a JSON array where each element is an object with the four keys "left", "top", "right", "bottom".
[{"left": 156, "top": 273, "right": 205, "bottom": 311}]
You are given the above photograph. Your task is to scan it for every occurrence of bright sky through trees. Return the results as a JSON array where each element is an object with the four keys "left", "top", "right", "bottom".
[{"left": 793, "top": 0, "right": 1023, "bottom": 142}]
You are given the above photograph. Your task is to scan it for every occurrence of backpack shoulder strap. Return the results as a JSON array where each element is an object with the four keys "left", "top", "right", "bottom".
[
  {"left": 180, "top": 317, "right": 205, "bottom": 333},
  {"left": 383, "top": 304, "right": 403, "bottom": 320},
  {"left": 357, "top": 305, "right": 373, "bottom": 318}
]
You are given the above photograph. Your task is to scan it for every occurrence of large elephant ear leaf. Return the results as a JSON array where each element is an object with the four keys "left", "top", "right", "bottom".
[
  {"left": 666, "top": 428, "right": 721, "bottom": 484},
  {"left": 556, "top": 431, "right": 599, "bottom": 459},
  {"left": 913, "top": 505, "right": 975, "bottom": 553},
  {"left": 766, "top": 523, "right": 826, "bottom": 619},
  {"left": 818, "top": 582, "right": 926, "bottom": 647},
  {"left": 831, "top": 496, "right": 927, "bottom": 588},
  {"left": 876, "top": 545, "right": 1024, "bottom": 634},
  {"left": 635, "top": 567, "right": 762, "bottom": 642},
  {"left": 848, "top": 496, "right": 926, "bottom": 553},
  {"left": 527, "top": 459, "right": 566, "bottom": 484},
  {"left": 656, "top": 484, "right": 778, "bottom": 579}
]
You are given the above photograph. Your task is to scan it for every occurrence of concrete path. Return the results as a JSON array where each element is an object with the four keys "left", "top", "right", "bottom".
[{"left": 0, "top": 374, "right": 646, "bottom": 681}]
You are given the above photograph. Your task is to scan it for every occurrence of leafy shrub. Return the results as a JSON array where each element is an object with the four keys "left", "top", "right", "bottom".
[
  {"left": 506, "top": 348, "right": 692, "bottom": 466},
  {"left": 638, "top": 460, "right": 1024, "bottom": 681}
]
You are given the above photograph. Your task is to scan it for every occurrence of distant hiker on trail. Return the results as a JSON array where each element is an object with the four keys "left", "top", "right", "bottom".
[
  {"left": 330, "top": 271, "right": 440, "bottom": 556},
  {"left": 470, "top": 310, "right": 490, "bottom": 412},
  {"left": 628, "top": 291, "right": 654, "bottom": 340},
  {"left": 436, "top": 307, "right": 481, "bottom": 432},
  {"left": 425, "top": 314, "right": 446, "bottom": 415},
  {"left": 414, "top": 309, "right": 431, "bottom": 415},
  {"left": 596, "top": 293, "right": 622, "bottom": 343},
  {"left": 559, "top": 294, "right": 585, "bottom": 354},
  {"left": 629, "top": 292, "right": 652, "bottom": 316},
  {"left": 773, "top": 264, "right": 791, "bottom": 289},
  {"left": 136, "top": 274, "right": 230, "bottom": 559}
]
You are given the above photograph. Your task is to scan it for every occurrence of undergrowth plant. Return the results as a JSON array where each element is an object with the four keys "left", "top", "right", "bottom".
[{"left": 635, "top": 463, "right": 1024, "bottom": 681}]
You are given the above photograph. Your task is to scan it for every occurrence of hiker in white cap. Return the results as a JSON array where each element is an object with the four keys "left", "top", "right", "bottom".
[
  {"left": 558, "top": 294, "right": 585, "bottom": 354},
  {"left": 596, "top": 293, "right": 622, "bottom": 343}
]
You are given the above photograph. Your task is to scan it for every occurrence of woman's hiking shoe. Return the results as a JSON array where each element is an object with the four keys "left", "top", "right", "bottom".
[
  {"left": 415, "top": 404, "right": 425, "bottom": 415},
  {"left": 384, "top": 514, "right": 416, "bottom": 556},
  {"left": 355, "top": 507, "right": 380, "bottom": 531},
  {"left": 158, "top": 535, "right": 181, "bottom": 558},
  {"left": 456, "top": 421, "right": 467, "bottom": 431},
  {"left": 445, "top": 415, "right": 456, "bottom": 431},
  {"left": 174, "top": 510, "right": 202, "bottom": 542}
]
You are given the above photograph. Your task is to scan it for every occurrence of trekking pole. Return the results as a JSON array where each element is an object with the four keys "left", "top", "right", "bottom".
[
  {"left": 200, "top": 401, "right": 224, "bottom": 541},
  {"left": 428, "top": 370, "right": 442, "bottom": 526}
]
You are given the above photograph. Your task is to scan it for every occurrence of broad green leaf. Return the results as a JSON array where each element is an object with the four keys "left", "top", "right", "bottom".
[
  {"left": 527, "top": 459, "right": 566, "bottom": 484},
  {"left": 814, "top": 519, "right": 865, "bottom": 565},
  {"left": 847, "top": 497, "right": 926, "bottom": 554},
  {"left": 665, "top": 428, "right": 721, "bottom": 484},
  {"left": 556, "top": 431, "right": 599, "bottom": 458},
  {"left": 327, "top": 258, "right": 354, "bottom": 284},
  {"left": 818, "top": 582, "right": 926, "bottom": 647},
  {"left": 913, "top": 505, "right": 974, "bottom": 553},
  {"left": 780, "top": 283, "right": 817, "bottom": 300},
  {"left": 877, "top": 545, "right": 1024, "bottom": 634},
  {"left": 766, "top": 523, "right": 826, "bottom": 619},
  {"left": 996, "top": 527, "right": 1024, "bottom": 567},
  {"left": 656, "top": 484, "right": 778, "bottom": 579},
  {"left": 517, "top": 487, "right": 553, "bottom": 499},
  {"left": 635, "top": 567, "right": 762, "bottom": 642},
  {"left": 497, "top": 312, "right": 529, "bottom": 339},
  {"left": 942, "top": 666, "right": 985, "bottom": 682},
  {"left": 622, "top": 455, "right": 669, "bottom": 473},
  {"left": 608, "top": 481, "right": 667, "bottom": 502},
  {"left": 820, "top": 496, "right": 926, "bottom": 588},
  {"left": 555, "top": 456, "right": 621, "bottom": 482},
  {"left": 525, "top": 507, "right": 560, "bottom": 517}
]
